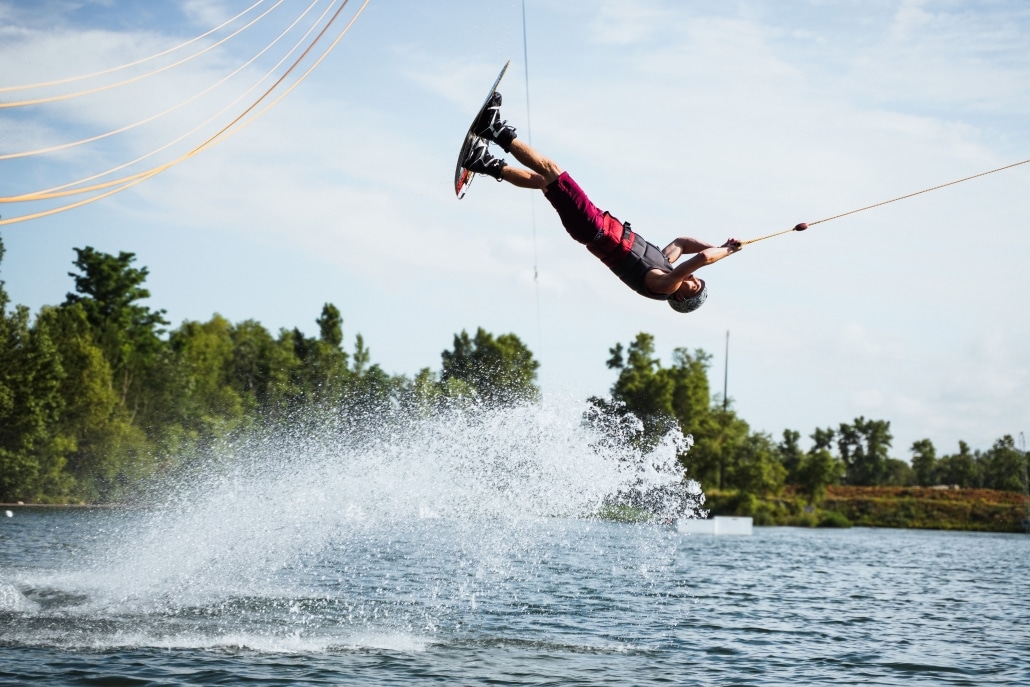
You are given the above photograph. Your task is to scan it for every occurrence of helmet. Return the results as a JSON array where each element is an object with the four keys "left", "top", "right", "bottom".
[{"left": 668, "top": 283, "right": 708, "bottom": 314}]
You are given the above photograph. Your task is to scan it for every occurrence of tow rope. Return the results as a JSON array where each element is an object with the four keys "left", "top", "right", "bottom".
[{"left": 742, "top": 157, "right": 1030, "bottom": 246}]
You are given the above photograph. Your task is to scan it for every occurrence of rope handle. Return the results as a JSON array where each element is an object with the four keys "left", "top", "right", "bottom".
[{"left": 740, "top": 223, "right": 807, "bottom": 247}]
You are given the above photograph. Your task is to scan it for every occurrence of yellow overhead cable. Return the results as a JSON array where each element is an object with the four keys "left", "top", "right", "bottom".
[
  {"left": 0, "top": 0, "right": 287, "bottom": 109},
  {"left": 0, "top": 0, "right": 267, "bottom": 93},
  {"left": 0, "top": 0, "right": 325, "bottom": 162},
  {"left": 211, "top": 0, "right": 371, "bottom": 141},
  {"left": 1, "top": 0, "right": 343, "bottom": 203},
  {"left": 0, "top": 0, "right": 361, "bottom": 225},
  {"left": 740, "top": 157, "right": 1030, "bottom": 246},
  {"left": 0, "top": 0, "right": 371, "bottom": 227}
]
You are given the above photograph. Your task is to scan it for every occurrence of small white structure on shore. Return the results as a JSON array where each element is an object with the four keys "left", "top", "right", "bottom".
[{"left": 677, "top": 516, "right": 753, "bottom": 536}]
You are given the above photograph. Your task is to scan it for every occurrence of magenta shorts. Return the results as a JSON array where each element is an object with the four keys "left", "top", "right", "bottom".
[
  {"left": 543, "top": 172, "right": 605, "bottom": 243},
  {"left": 544, "top": 171, "right": 632, "bottom": 265}
]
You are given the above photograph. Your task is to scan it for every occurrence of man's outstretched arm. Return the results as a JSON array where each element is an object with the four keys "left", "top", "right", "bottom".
[
  {"left": 662, "top": 237, "right": 717, "bottom": 263},
  {"left": 647, "top": 239, "right": 742, "bottom": 295}
]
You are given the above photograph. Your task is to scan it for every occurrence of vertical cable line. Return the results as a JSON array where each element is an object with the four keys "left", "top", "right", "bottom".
[{"left": 522, "top": 0, "right": 544, "bottom": 355}]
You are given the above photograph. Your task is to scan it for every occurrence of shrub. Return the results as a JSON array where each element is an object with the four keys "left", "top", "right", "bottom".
[{"left": 817, "top": 510, "right": 852, "bottom": 528}]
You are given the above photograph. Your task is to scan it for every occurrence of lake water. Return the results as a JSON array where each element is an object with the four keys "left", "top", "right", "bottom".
[{"left": 1, "top": 405, "right": 1028, "bottom": 685}]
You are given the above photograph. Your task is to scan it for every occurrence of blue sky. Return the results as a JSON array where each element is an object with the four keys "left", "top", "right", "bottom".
[{"left": 1, "top": 0, "right": 1029, "bottom": 457}]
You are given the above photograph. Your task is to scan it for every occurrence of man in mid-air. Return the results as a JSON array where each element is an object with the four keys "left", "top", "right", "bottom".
[{"left": 462, "top": 93, "right": 742, "bottom": 313}]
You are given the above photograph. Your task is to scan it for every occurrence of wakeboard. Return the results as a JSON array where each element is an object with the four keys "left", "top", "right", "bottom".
[{"left": 454, "top": 60, "right": 510, "bottom": 199}]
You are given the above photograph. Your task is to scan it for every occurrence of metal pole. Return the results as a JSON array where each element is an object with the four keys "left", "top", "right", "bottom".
[
  {"left": 723, "top": 330, "right": 729, "bottom": 412},
  {"left": 1020, "top": 432, "right": 1029, "bottom": 533}
]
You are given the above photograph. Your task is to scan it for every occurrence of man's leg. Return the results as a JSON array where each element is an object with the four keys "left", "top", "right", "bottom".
[
  {"left": 504, "top": 139, "right": 562, "bottom": 189},
  {"left": 467, "top": 91, "right": 562, "bottom": 190},
  {"left": 464, "top": 137, "right": 560, "bottom": 190},
  {"left": 470, "top": 94, "right": 604, "bottom": 241},
  {"left": 499, "top": 161, "right": 546, "bottom": 190},
  {"left": 463, "top": 131, "right": 602, "bottom": 246}
]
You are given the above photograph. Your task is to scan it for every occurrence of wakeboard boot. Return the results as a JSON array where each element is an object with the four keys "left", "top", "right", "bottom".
[
  {"left": 472, "top": 92, "right": 517, "bottom": 152},
  {"left": 462, "top": 136, "right": 507, "bottom": 181}
]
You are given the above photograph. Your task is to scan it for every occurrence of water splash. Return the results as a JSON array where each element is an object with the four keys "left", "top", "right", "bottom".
[
  {"left": 0, "top": 577, "right": 38, "bottom": 613},
  {"left": 3, "top": 399, "right": 703, "bottom": 651}
]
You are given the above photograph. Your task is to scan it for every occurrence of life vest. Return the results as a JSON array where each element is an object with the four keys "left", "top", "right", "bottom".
[{"left": 588, "top": 216, "right": 672, "bottom": 300}]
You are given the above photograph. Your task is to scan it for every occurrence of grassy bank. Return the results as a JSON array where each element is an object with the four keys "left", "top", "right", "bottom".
[{"left": 704, "top": 486, "right": 1029, "bottom": 532}]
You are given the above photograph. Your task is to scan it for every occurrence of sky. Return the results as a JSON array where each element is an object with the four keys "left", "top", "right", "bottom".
[{"left": 1, "top": 0, "right": 1029, "bottom": 458}]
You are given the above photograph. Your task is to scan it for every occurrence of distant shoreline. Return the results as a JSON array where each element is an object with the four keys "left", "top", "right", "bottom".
[
  {"left": 2, "top": 503, "right": 122, "bottom": 508},
  {"left": 6, "top": 486, "right": 1028, "bottom": 534},
  {"left": 705, "top": 485, "right": 1029, "bottom": 533}
]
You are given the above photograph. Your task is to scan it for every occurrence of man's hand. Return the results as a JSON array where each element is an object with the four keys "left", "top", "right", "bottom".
[{"left": 722, "top": 238, "right": 742, "bottom": 252}]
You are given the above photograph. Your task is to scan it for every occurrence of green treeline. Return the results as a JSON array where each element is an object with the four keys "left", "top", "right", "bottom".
[
  {"left": 2, "top": 239, "right": 1028, "bottom": 510},
  {"left": 594, "top": 332, "right": 1029, "bottom": 506},
  {"left": 0, "top": 240, "right": 538, "bottom": 503}
]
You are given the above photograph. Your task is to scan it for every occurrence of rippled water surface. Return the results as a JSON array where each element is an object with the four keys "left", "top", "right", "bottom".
[
  {"left": 1, "top": 406, "right": 1027, "bottom": 685},
  {"left": 4, "top": 510, "right": 1027, "bottom": 686}
]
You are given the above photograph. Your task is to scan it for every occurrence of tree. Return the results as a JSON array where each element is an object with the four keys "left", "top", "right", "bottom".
[
  {"left": 796, "top": 443, "right": 844, "bottom": 504},
  {"left": 36, "top": 303, "right": 148, "bottom": 500},
  {"left": 882, "top": 457, "right": 915, "bottom": 486},
  {"left": 594, "top": 333, "right": 770, "bottom": 490},
  {"left": 283, "top": 304, "right": 353, "bottom": 407},
  {"left": 838, "top": 417, "right": 893, "bottom": 486},
  {"left": 228, "top": 319, "right": 293, "bottom": 414},
  {"left": 910, "top": 438, "right": 937, "bottom": 486},
  {"left": 348, "top": 333, "right": 395, "bottom": 413},
  {"left": 937, "top": 441, "right": 980, "bottom": 488},
  {"left": 593, "top": 334, "right": 708, "bottom": 453},
  {"left": 0, "top": 238, "right": 68, "bottom": 500},
  {"left": 589, "top": 335, "right": 677, "bottom": 451},
  {"left": 63, "top": 246, "right": 169, "bottom": 417},
  {"left": 167, "top": 314, "right": 247, "bottom": 446},
  {"left": 811, "top": 427, "right": 835, "bottom": 452},
  {"left": 730, "top": 432, "right": 787, "bottom": 497},
  {"left": 440, "top": 328, "right": 540, "bottom": 406},
  {"left": 979, "top": 435, "right": 1026, "bottom": 492},
  {"left": 778, "top": 429, "right": 805, "bottom": 484},
  {"left": 316, "top": 302, "right": 344, "bottom": 349},
  {"left": 609, "top": 335, "right": 670, "bottom": 411},
  {"left": 687, "top": 404, "right": 751, "bottom": 490},
  {"left": 606, "top": 334, "right": 675, "bottom": 424},
  {"left": 396, "top": 367, "right": 442, "bottom": 417},
  {"left": 665, "top": 347, "right": 713, "bottom": 439}
]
